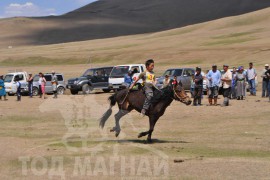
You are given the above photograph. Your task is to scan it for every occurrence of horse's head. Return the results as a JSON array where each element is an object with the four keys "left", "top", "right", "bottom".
[{"left": 170, "top": 80, "right": 192, "bottom": 105}]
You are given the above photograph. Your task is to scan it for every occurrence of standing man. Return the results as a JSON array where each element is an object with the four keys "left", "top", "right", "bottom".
[
  {"left": 266, "top": 68, "right": 270, "bottom": 102},
  {"left": 246, "top": 62, "right": 257, "bottom": 96},
  {"left": 14, "top": 76, "right": 21, "bottom": 101},
  {"left": 206, "top": 65, "right": 221, "bottom": 106},
  {"left": 231, "top": 67, "right": 237, "bottom": 99},
  {"left": 193, "top": 67, "right": 203, "bottom": 106},
  {"left": 261, "top": 64, "right": 269, "bottom": 98},
  {"left": 51, "top": 71, "right": 58, "bottom": 99},
  {"left": 221, "top": 65, "right": 232, "bottom": 106},
  {"left": 27, "top": 73, "right": 34, "bottom": 98}
]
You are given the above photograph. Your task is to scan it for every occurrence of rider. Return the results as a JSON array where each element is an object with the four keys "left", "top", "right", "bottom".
[{"left": 129, "top": 59, "right": 156, "bottom": 116}]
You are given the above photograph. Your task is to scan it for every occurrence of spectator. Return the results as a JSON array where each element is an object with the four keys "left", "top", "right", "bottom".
[
  {"left": 261, "top": 64, "right": 269, "bottom": 98},
  {"left": 39, "top": 73, "right": 47, "bottom": 99},
  {"left": 14, "top": 76, "right": 21, "bottom": 101},
  {"left": 193, "top": 67, "right": 203, "bottom": 106},
  {"left": 266, "top": 68, "right": 270, "bottom": 102},
  {"left": 124, "top": 70, "right": 133, "bottom": 88},
  {"left": 163, "top": 75, "right": 170, "bottom": 88},
  {"left": 38, "top": 72, "right": 43, "bottom": 98},
  {"left": 235, "top": 66, "right": 246, "bottom": 100},
  {"left": 230, "top": 67, "right": 237, "bottom": 99},
  {"left": 27, "top": 73, "right": 34, "bottom": 98},
  {"left": 132, "top": 68, "right": 138, "bottom": 74},
  {"left": 206, "top": 65, "right": 221, "bottom": 106},
  {"left": 221, "top": 64, "right": 232, "bottom": 106},
  {"left": 0, "top": 75, "right": 8, "bottom": 101},
  {"left": 51, "top": 71, "right": 58, "bottom": 99},
  {"left": 190, "top": 74, "right": 195, "bottom": 98},
  {"left": 246, "top": 62, "right": 257, "bottom": 96},
  {"left": 172, "top": 76, "right": 178, "bottom": 86}
]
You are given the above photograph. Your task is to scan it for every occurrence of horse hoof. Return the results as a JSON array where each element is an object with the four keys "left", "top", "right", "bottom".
[
  {"left": 138, "top": 133, "right": 143, "bottom": 138},
  {"left": 147, "top": 138, "right": 153, "bottom": 143},
  {"left": 110, "top": 127, "right": 117, "bottom": 132},
  {"left": 115, "top": 131, "right": 120, "bottom": 137}
]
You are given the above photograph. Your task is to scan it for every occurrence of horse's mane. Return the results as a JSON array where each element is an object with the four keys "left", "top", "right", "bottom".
[{"left": 151, "top": 85, "right": 174, "bottom": 104}]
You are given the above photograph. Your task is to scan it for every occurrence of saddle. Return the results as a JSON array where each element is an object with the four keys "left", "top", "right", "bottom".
[{"left": 151, "top": 88, "right": 165, "bottom": 104}]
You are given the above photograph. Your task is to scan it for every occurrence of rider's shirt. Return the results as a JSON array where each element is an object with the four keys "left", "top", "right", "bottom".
[{"left": 139, "top": 71, "right": 155, "bottom": 87}]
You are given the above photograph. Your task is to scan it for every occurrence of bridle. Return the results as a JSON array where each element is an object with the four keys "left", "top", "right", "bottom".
[{"left": 173, "top": 86, "right": 189, "bottom": 103}]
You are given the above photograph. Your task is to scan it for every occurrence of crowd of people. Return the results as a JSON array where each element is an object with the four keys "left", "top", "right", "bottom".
[
  {"left": 0, "top": 71, "right": 59, "bottom": 101},
  {"left": 1, "top": 61, "right": 270, "bottom": 113},
  {"left": 190, "top": 63, "right": 270, "bottom": 106}
]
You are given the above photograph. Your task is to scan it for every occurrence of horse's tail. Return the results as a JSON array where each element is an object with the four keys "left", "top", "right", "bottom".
[{"left": 99, "top": 94, "right": 117, "bottom": 129}]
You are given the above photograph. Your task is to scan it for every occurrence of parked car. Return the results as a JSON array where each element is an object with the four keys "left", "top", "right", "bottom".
[
  {"left": 108, "top": 64, "right": 145, "bottom": 90},
  {"left": 156, "top": 68, "right": 208, "bottom": 94},
  {"left": 66, "top": 67, "right": 113, "bottom": 95},
  {"left": 4, "top": 71, "right": 28, "bottom": 95},
  {"left": 32, "top": 73, "right": 66, "bottom": 96}
]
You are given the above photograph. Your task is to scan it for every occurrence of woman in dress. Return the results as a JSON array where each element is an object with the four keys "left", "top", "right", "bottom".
[
  {"left": 235, "top": 66, "right": 246, "bottom": 100},
  {"left": 0, "top": 75, "right": 8, "bottom": 101},
  {"left": 40, "top": 73, "right": 47, "bottom": 99}
]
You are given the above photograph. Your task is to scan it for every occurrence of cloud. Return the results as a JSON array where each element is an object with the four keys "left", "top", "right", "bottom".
[{"left": 3, "top": 2, "right": 56, "bottom": 18}]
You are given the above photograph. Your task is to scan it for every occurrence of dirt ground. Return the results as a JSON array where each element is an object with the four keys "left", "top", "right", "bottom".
[{"left": 0, "top": 65, "right": 270, "bottom": 180}]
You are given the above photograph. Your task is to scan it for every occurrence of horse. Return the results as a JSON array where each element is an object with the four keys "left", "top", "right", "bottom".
[{"left": 99, "top": 81, "right": 192, "bottom": 142}]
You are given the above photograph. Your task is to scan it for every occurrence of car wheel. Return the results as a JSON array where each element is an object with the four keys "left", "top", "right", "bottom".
[
  {"left": 70, "top": 89, "right": 79, "bottom": 95},
  {"left": 82, "top": 84, "right": 93, "bottom": 94},
  {"left": 32, "top": 87, "right": 39, "bottom": 96},
  {"left": 57, "top": 87, "right": 65, "bottom": 95},
  {"left": 102, "top": 89, "right": 111, "bottom": 93}
]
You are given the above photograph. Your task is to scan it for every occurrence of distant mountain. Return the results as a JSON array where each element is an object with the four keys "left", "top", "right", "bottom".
[{"left": 1, "top": 0, "right": 270, "bottom": 47}]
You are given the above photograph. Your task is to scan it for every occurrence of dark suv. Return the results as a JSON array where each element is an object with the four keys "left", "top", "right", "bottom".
[{"left": 66, "top": 67, "right": 113, "bottom": 95}]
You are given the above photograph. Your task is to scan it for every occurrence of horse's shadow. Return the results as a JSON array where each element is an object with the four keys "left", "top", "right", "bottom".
[{"left": 105, "top": 139, "right": 191, "bottom": 144}]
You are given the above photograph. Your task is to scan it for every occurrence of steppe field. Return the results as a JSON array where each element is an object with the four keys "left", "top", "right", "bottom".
[{"left": 0, "top": 8, "right": 270, "bottom": 179}]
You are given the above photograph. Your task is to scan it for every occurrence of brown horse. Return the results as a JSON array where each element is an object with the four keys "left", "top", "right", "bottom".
[{"left": 99, "top": 81, "right": 192, "bottom": 142}]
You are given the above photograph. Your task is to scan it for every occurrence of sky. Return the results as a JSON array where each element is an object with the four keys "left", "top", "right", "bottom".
[{"left": 0, "top": 0, "right": 97, "bottom": 18}]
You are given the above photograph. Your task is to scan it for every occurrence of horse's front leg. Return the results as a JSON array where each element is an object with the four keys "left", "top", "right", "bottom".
[
  {"left": 146, "top": 116, "right": 159, "bottom": 143},
  {"left": 138, "top": 131, "right": 149, "bottom": 138}
]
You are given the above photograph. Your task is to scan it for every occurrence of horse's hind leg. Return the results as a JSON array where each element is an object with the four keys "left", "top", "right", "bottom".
[{"left": 110, "top": 110, "right": 129, "bottom": 137}]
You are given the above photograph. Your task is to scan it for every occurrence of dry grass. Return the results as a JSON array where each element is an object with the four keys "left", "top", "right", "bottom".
[{"left": 0, "top": 8, "right": 270, "bottom": 70}]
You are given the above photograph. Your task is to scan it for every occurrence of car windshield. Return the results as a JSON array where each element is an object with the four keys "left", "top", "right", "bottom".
[
  {"left": 163, "top": 69, "right": 182, "bottom": 77},
  {"left": 4, "top": 74, "right": 13, "bottom": 83},
  {"left": 83, "top": 69, "right": 94, "bottom": 76},
  {"left": 33, "top": 75, "right": 40, "bottom": 81},
  {"left": 110, "top": 66, "right": 129, "bottom": 76}
]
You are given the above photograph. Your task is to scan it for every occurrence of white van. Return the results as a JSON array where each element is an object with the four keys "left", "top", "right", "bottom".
[
  {"left": 4, "top": 71, "right": 28, "bottom": 95},
  {"left": 109, "top": 64, "right": 145, "bottom": 90}
]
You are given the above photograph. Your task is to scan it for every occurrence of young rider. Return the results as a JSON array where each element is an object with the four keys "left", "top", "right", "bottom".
[{"left": 129, "top": 59, "right": 156, "bottom": 116}]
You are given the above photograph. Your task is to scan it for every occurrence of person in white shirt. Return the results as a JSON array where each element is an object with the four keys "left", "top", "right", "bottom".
[
  {"left": 246, "top": 62, "right": 257, "bottom": 96},
  {"left": 221, "top": 64, "right": 232, "bottom": 106}
]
